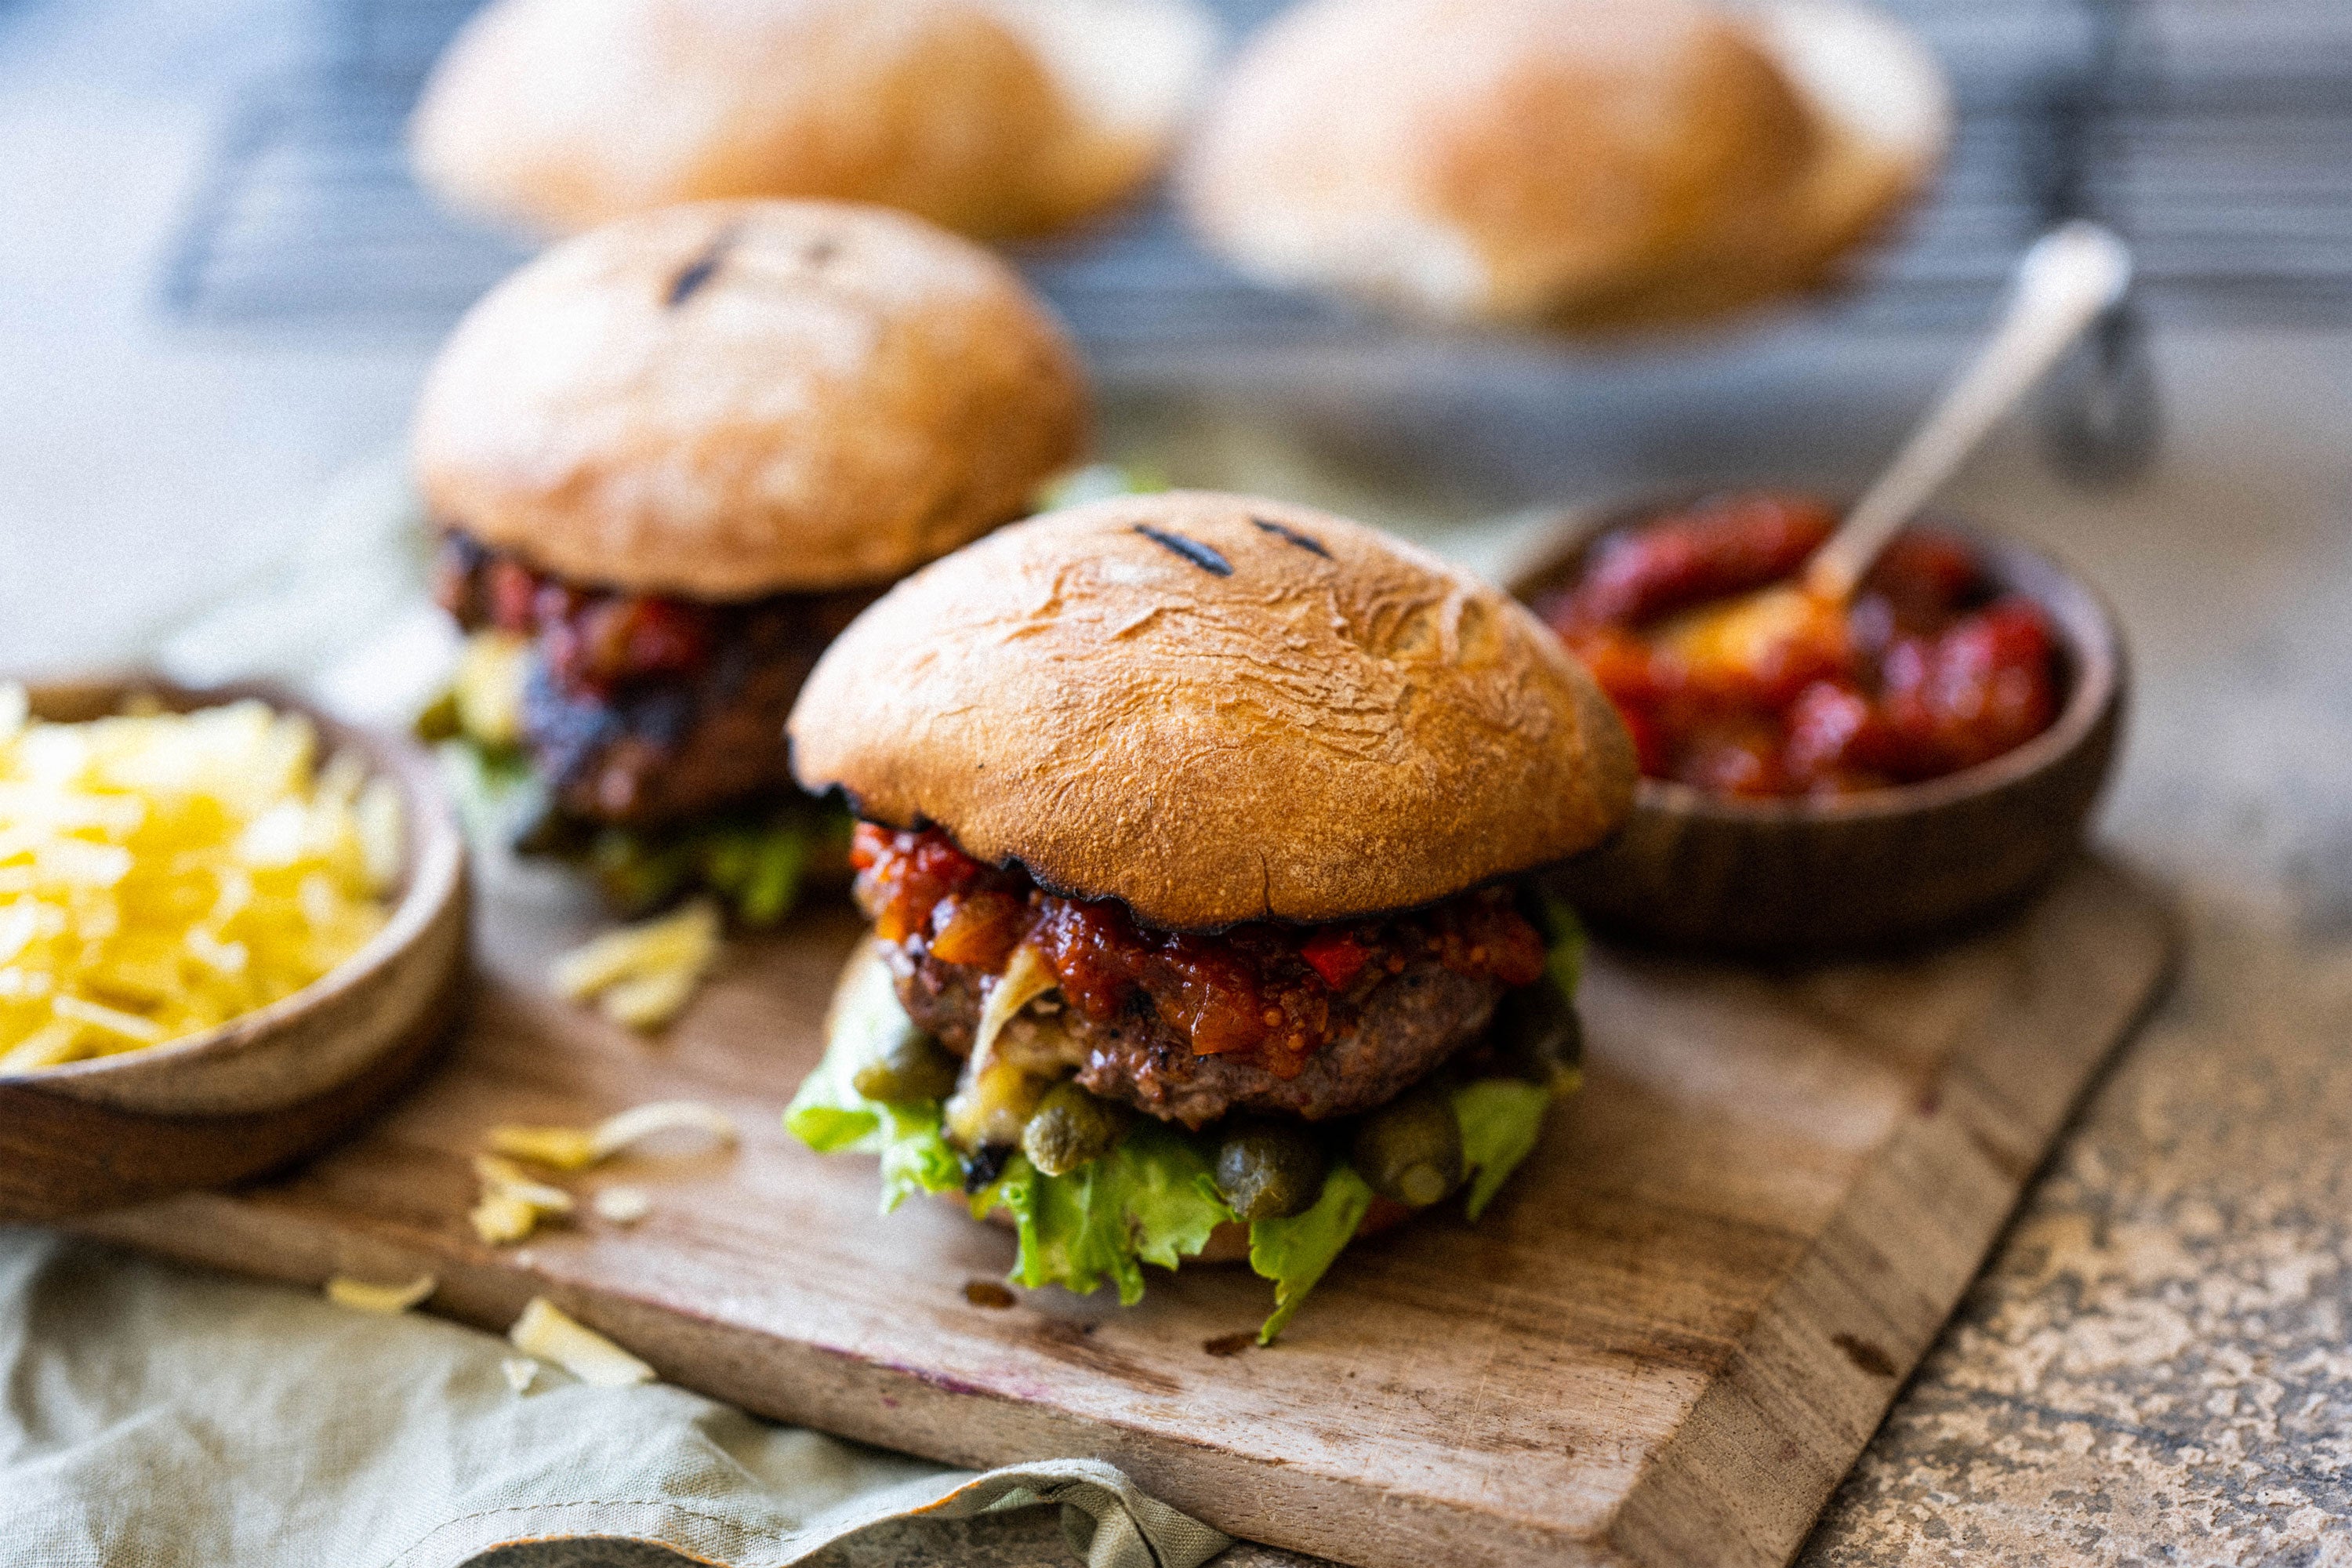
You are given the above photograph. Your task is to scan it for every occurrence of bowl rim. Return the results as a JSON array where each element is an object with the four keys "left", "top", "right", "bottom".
[
  {"left": 0, "top": 673, "right": 466, "bottom": 1088},
  {"left": 1507, "top": 487, "right": 2128, "bottom": 824}
]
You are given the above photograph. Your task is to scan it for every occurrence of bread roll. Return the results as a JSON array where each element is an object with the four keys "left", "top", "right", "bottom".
[
  {"left": 1180, "top": 0, "right": 1947, "bottom": 332},
  {"left": 410, "top": 0, "right": 1218, "bottom": 241},
  {"left": 412, "top": 199, "right": 1090, "bottom": 598}
]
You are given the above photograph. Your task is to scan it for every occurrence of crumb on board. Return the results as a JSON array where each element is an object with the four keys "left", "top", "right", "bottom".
[
  {"left": 549, "top": 900, "right": 721, "bottom": 1031},
  {"left": 591, "top": 1185, "right": 653, "bottom": 1225},
  {"left": 470, "top": 1153, "right": 575, "bottom": 1245},
  {"left": 324, "top": 1273, "right": 436, "bottom": 1313},
  {"left": 487, "top": 1099, "right": 738, "bottom": 1172},
  {"left": 507, "top": 1297, "right": 654, "bottom": 1388}
]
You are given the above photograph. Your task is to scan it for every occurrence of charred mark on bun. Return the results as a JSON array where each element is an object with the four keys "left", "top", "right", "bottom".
[
  {"left": 665, "top": 225, "right": 740, "bottom": 307},
  {"left": 1251, "top": 516, "right": 1331, "bottom": 558},
  {"left": 1132, "top": 524, "right": 1233, "bottom": 576}
]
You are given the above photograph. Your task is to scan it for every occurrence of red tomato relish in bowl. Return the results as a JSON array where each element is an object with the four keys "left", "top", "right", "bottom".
[
  {"left": 1533, "top": 492, "right": 2065, "bottom": 799},
  {"left": 851, "top": 824, "right": 1547, "bottom": 1073}
]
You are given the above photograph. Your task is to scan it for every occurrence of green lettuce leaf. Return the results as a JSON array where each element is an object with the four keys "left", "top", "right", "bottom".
[
  {"left": 786, "top": 911, "right": 1592, "bottom": 1338},
  {"left": 782, "top": 974, "right": 967, "bottom": 1212},
  {"left": 434, "top": 738, "right": 548, "bottom": 851},
  {"left": 435, "top": 735, "right": 836, "bottom": 925},
  {"left": 1452, "top": 1078, "right": 1554, "bottom": 1221},
  {"left": 1036, "top": 461, "right": 1171, "bottom": 511},
  {"left": 975, "top": 1123, "right": 1232, "bottom": 1306},
  {"left": 782, "top": 1008, "right": 882, "bottom": 1152},
  {"left": 1247, "top": 1163, "right": 1374, "bottom": 1344},
  {"left": 1541, "top": 891, "right": 1587, "bottom": 999},
  {"left": 876, "top": 1104, "right": 965, "bottom": 1212}
]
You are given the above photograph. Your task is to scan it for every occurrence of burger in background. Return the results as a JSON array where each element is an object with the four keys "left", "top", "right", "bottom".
[
  {"left": 410, "top": 0, "right": 1220, "bottom": 243},
  {"left": 1181, "top": 0, "right": 1948, "bottom": 333},
  {"left": 415, "top": 197, "right": 1090, "bottom": 921},
  {"left": 785, "top": 492, "right": 1635, "bottom": 1338}
]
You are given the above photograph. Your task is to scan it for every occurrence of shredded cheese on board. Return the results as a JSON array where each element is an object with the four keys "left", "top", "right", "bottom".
[
  {"left": 324, "top": 1273, "right": 437, "bottom": 1313},
  {"left": 487, "top": 1099, "right": 739, "bottom": 1171},
  {"left": 550, "top": 901, "right": 720, "bottom": 1031},
  {"left": 508, "top": 1298, "right": 654, "bottom": 1387}
]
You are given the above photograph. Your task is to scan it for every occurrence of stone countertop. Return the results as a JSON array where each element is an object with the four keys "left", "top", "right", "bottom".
[{"left": 8, "top": 0, "right": 2352, "bottom": 1559}]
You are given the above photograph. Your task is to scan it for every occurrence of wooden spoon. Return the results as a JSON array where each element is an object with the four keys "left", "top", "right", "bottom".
[{"left": 1668, "top": 221, "right": 2136, "bottom": 661}]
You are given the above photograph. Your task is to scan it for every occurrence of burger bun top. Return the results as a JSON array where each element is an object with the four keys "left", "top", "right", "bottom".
[{"left": 788, "top": 491, "right": 1636, "bottom": 929}]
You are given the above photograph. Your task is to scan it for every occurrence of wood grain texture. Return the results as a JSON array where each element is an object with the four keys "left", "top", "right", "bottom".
[{"left": 75, "top": 855, "right": 2172, "bottom": 1568}]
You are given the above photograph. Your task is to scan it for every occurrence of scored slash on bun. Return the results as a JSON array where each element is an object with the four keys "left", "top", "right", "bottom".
[
  {"left": 787, "top": 492, "right": 1637, "bottom": 931},
  {"left": 408, "top": 0, "right": 1219, "bottom": 242},
  {"left": 1178, "top": 0, "right": 1948, "bottom": 332},
  {"left": 411, "top": 199, "right": 1090, "bottom": 599}
]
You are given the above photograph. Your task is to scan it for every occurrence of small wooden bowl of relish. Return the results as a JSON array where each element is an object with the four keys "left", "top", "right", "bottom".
[{"left": 1509, "top": 489, "right": 2125, "bottom": 957}]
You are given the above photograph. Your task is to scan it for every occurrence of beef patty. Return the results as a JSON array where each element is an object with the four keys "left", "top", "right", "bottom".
[
  {"left": 437, "top": 529, "right": 873, "bottom": 825},
  {"left": 883, "top": 940, "right": 1504, "bottom": 1127}
]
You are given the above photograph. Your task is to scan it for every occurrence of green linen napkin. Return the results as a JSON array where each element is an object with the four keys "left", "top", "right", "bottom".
[{"left": 0, "top": 1226, "right": 1230, "bottom": 1568}]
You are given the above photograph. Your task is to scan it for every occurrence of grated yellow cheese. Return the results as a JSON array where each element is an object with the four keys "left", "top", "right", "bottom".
[
  {"left": 550, "top": 900, "right": 721, "bottom": 1032},
  {"left": 325, "top": 1273, "right": 437, "bottom": 1313},
  {"left": 487, "top": 1099, "right": 739, "bottom": 1172},
  {"left": 590, "top": 1185, "right": 652, "bottom": 1225},
  {"left": 0, "top": 688, "right": 397, "bottom": 1072},
  {"left": 469, "top": 1152, "right": 575, "bottom": 1245},
  {"left": 508, "top": 1298, "right": 654, "bottom": 1387}
]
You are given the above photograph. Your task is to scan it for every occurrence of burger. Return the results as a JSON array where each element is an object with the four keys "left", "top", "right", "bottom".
[
  {"left": 413, "top": 198, "right": 1089, "bottom": 918},
  {"left": 784, "top": 492, "right": 1635, "bottom": 1338}
]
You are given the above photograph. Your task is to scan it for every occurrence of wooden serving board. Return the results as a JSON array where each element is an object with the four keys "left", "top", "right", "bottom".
[{"left": 78, "top": 855, "right": 2172, "bottom": 1568}]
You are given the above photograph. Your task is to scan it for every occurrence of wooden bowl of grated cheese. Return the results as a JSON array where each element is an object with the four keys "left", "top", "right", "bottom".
[{"left": 0, "top": 675, "right": 467, "bottom": 1220}]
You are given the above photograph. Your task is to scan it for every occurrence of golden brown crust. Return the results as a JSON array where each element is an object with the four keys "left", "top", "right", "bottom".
[
  {"left": 408, "top": 0, "right": 1215, "bottom": 241},
  {"left": 1552, "top": 0, "right": 1951, "bottom": 332},
  {"left": 1178, "top": 0, "right": 1944, "bottom": 332},
  {"left": 1180, "top": 0, "right": 1816, "bottom": 325},
  {"left": 789, "top": 492, "right": 1635, "bottom": 929},
  {"left": 411, "top": 199, "right": 1090, "bottom": 599}
]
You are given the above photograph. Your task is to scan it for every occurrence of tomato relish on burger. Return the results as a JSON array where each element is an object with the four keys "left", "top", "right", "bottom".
[
  {"left": 784, "top": 492, "right": 1635, "bottom": 1339},
  {"left": 412, "top": 196, "right": 1088, "bottom": 919}
]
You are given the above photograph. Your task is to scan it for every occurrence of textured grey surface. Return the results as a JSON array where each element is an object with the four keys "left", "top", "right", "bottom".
[{"left": 1784, "top": 332, "right": 2352, "bottom": 1562}]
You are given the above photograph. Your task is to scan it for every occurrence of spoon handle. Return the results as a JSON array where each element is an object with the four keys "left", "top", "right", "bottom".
[{"left": 1805, "top": 221, "right": 2135, "bottom": 601}]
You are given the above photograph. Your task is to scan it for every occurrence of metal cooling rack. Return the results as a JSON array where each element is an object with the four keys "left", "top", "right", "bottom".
[{"left": 157, "top": 0, "right": 2352, "bottom": 348}]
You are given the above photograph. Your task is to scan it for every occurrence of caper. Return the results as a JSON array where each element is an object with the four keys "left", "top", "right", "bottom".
[
  {"left": 1351, "top": 1087, "right": 1464, "bottom": 1208},
  {"left": 851, "top": 1027, "right": 962, "bottom": 1105},
  {"left": 1214, "top": 1120, "right": 1327, "bottom": 1221},
  {"left": 699, "top": 829, "right": 757, "bottom": 895},
  {"left": 506, "top": 790, "right": 584, "bottom": 858},
  {"left": 589, "top": 829, "right": 692, "bottom": 915},
  {"left": 1490, "top": 974, "right": 1584, "bottom": 1091},
  {"left": 414, "top": 689, "right": 462, "bottom": 744},
  {"left": 736, "top": 827, "right": 806, "bottom": 927},
  {"left": 1021, "top": 1080, "right": 1132, "bottom": 1176}
]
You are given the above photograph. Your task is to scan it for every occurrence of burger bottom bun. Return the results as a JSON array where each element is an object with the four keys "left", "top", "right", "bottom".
[{"left": 950, "top": 1190, "right": 1413, "bottom": 1265}]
